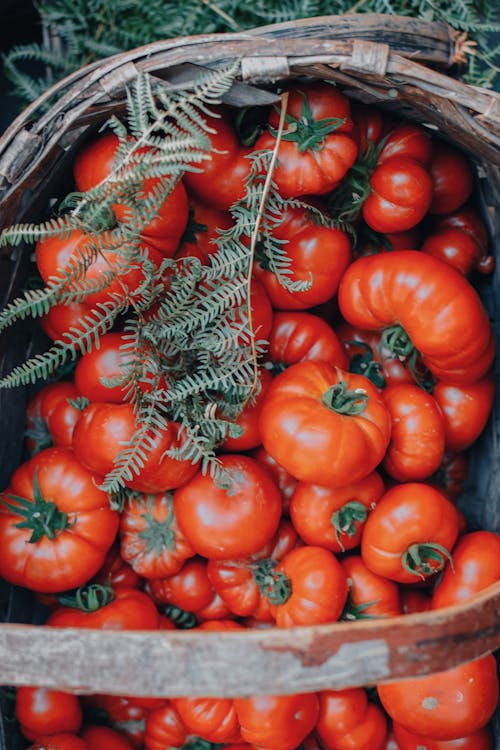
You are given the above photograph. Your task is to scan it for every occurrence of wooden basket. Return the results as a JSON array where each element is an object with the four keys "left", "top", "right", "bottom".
[{"left": 0, "top": 11, "right": 499, "bottom": 720}]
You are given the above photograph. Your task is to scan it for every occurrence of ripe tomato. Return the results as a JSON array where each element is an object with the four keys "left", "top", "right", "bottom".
[
  {"left": 171, "top": 697, "right": 241, "bottom": 743},
  {"left": 377, "top": 654, "right": 499, "bottom": 741},
  {"left": 73, "top": 132, "right": 189, "bottom": 256},
  {"left": 316, "top": 688, "right": 369, "bottom": 737},
  {"left": 341, "top": 555, "right": 401, "bottom": 619},
  {"left": 40, "top": 301, "right": 93, "bottom": 343},
  {"left": 421, "top": 206, "right": 494, "bottom": 275},
  {"left": 259, "top": 361, "right": 391, "bottom": 487},
  {"left": 119, "top": 491, "right": 195, "bottom": 578},
  {"left": 432, "top": 373, "right": 495, "bottom": 452},
  {"left": 428, "top": 143, "right": 473, "bottom": 215},
  {"left": 251, "top": 446, "right": 298, "bottom": 515},
  {"left": 361, "top": 484, "right": 459, "bottom": 583},
  {"left": 46, "top": 586, "right": 160, "bottom": 629},
  {"left": 176, "top": 196, "right": 233, "bottom": 261},
  {"left": 255, "top": 83, "right": 358, "bottom": 198},
  {"left": 253, "top": 205, "right": 351, "bottom": 310},
  {"left": 173, "top": 454, "right": 282, "bottom": 560},
  {"left": 431, "top": 530, "right": 500, "bottom": 610},
  {"left": 350, "top": 103, "right": 386, "bottom": 153},
  {"left": 289, "top": 471, "right": 385, "bottom": 553},
  {"left": 220, "top": 368, "right": 273, "bottom": 452},
  {"left": 267, "top": 311, "right": 348, "bottom": 372},
  {"left": 393, "top": 722, "right": 493, "bottom": 749},
  {"left": 0, "top": 447, "right": 119, "bottom": 592},
  {"left": 74, "top": 332, "right": 132, "bottom": 403},
  {"left": 318, "top": 700, "right": 388, "bottom": 750},
  {"left": 270, "top": 545, "right": 348, "bottom": 626},
  {"left": 28, "top": 735, "right": 87, "bottom": 750},
  {"left": 81, "top": 725, "right": 136, "bottom": 750},
  {"left": 377, "top": 123, "right": 432, "bottom": 166},
  {"left": 93, "top": 541, "right": 142, "bottom": 590},
  {"left": 427, "top": 450, "right": 468, "bottom": 502},
  {"left": 382, "top": 384, "right": 446, "bottom": 481},
  {"left": 16, "top": 687, "right": 82, "bottom": 741},
  {"left": 25, "top": 381, "right": 80, "bottom": 453},
  {"left": 85, "top": 693, "right": 166, "bottom": 749},
  {"left": 338, "top": 251, "right": 494, "bottom": 385},
  {"left": 234, "top": 692, "right": 320, "bottom": 750},
  {"left": 400, "top": 587, "right": 432, "bottom": 614},
  {"left": 147, "top": 556, "right": 222, "bottom": 617},
  {"left": 144, "top": 703, "right": 188, "bottom": 749}
]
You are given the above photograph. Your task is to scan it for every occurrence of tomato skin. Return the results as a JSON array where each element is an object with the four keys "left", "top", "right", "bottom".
[
  {"left": 46, "top": 587, "right": 160, "bottom": 629},
  {"left": 93, "top": 541, "right": 143, "bottom": 590},
  {"left": 432, "top": 374, "right": 495, "bottom": 452},
  {"left": 378, "top": 123, "right": 432, "bottom": 166},
  {"left": 29, "top": 735, "right": 87, "bottom": 750},
  {"left": 428, "top": 144, "right": 473, "bottom": 215},
  {"left": 271, "top": 545, "right": 348, "bottom": 626},
  {"left": 173, "top": 454, "right": 282, "bottom": 560},
  {"left": 319, "top": 702, "right": 388, "bottom": 750},
  {"left": 144, "top": 703, "right": 187, "bottom": 749},
  {"left": 25, "top": 381, "right": 80, "bottom": 454},
  {"left": 172, "top": 697, "right": 241, "bottom": 743},
  {"left": 120, "top": 492, "right": 195, "bottom": 579},
  {"left": 176, "top": 196, "right": 233, "bottom": 261},
  {"left": 400, "top": 587, "right": 432, "bottom": 614},
  {"left": 147, "top": 556, "right": 220, "bottom": 615},
  {"left": 377, "top": 654, "right": 499, "bottom": 741},
  {"left": 363, "top": 157, "right": 433, "bottom": 233},
  {"left": 254, "top": 205, "right": 351, "bottom": 310},
  {"left": 341, "top": 554, "right": 401, "bottom": 618},
  {"left": 431, "top": 530, "right": 500, "bottom": 610},
  {"left": 290, "top": 472, "right": 385, "bottom": 553},
  {"left": 40, "top": 301, "right": 92, "bottom": 343},
  {"left": 259, "top": 361, "right": 391, "bottom": 487},
  {"left": 220, "top": 368, "right": 274, "bottom": 452},
  {"left": 421, "top": 228, "right": 485, "bottom": 277},
  {"left": 74, "top": 332, "right": 131, "bottom": 403},
  {"left": 393, "top": 722, "right": 493, "bottom": 749},
  {"left": 268, "top": 311, "right": 349, "bottom": 371},
  {"left": 16, "top": 687, "right": 82, "bottom": 741},
  {"left": 0, "top": 447, "right": 119, "bottom": 593},
  {"left": 251, "top": 446, "right": 298, "bottom": 515},
  {"left": 316, "top": 688, "right": 369, "bottom": 737},
  {"left": 361, "top": 484, "right": 459, "bottom": 584},
  {"left": 382, "top": 384, "right": 446, "bottom": 481},
  {"left": 235, "top": 692, "right": 320, "bottom": 750},
  {"left": 427, "top": 450, "right": 468, "bottom": 503},
  {"left": 338, "top": 251, "right": 494, "bottom": 385},
  {"left": 81, "top": 725, "right": 136, "bottom": 750}
]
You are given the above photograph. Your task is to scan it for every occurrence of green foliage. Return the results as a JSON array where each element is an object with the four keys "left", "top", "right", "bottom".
[{"left": 2, "top": 0, "right": 499, "bottom": 106}]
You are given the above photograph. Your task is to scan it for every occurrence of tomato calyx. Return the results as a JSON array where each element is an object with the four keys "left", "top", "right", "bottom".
[
  {"left": 182, "top": 738, "right": 224, "bottom": 750},
  {"left": 24, "top": 416, "right": 53, "bottom": 454},
  {"left": 380, "top": 324, "right": 435, "bottom": 392},
  {"left": 181, "top": 207, "right": 209, "bottom": 245},
  {"left": 2, "top": 472, "right": 70, "bottom": 543},
  {"left": 137, "top": 493, "right": 176, "bottom": 554},
  {"left": 271, "top": 94, "right": 347, "bottom": 153},
  {"left": 345, "top": 340, "right": 386, "bottom": 389},
  {"left": 253, "top": 558, "right": 292, "bottom": 605},
  {"left": 402, "top": 542, "right": 454, "bottom": 580},
  {"left": 327, "top": 137, "right": 386, "bottom": 223},
  {"left": 332, "top": 500, "right": 368, "bottom": 551},
  {"left": 164, "top": 604, "right": 198, "bottom": 629},
  {"left": 341, "top": 592, "right": 381, "bottom": 621},
  {"left": 321, "top": 380, "right": 369, "bottom": 415},
  {"left": 57, "top": 582, "right": 115, "bottom": 611}
]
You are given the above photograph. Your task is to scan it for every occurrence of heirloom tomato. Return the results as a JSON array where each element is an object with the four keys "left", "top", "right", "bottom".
[
  {"left": 393, "top": 722, "right": 493, "bottom": 750},
  {"left": 25, "top": 380, "right": 80, "bottom": 453},
  {"left": 432, "top": 373, "right": 495, "bottom": 452},
  {"left": 16, "top": 687, "right": 82, "bottom": 741},
  {"left": 318, "top": 698, "right": 388, "bottom": 750},
  {"left": 267, "top": 311, "right": 348, "bottom": 372},
  {"left": 341, "top": 554, "right": 401, "bottom": 619},
  {"left": 171, "top": 697, "right": 241, "bottom": 744},
  {"left": 46, "top": 585, "right": 160, "bottom": 630},
  {"left": 428, "top": 143, "right": 473, "bottom": 215},
  {"left": 235, "top": 692, "right": 320, "bottom": 750}
]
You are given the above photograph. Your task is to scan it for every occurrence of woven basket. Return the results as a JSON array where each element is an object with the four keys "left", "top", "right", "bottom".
[{"left": 0, "top": 12, "right": 499, "bottom": 739}]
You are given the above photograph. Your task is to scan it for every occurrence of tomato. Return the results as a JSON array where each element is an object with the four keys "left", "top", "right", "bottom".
[
  {"left": 46, "top": 586, "right": 160, "bottom": 629},
  {"left": 207, "top": 519, "right": 298, "bottom": 620},
  {"left": 172, "top": 697, "right": 241, "bottom": 743},
  {"left": 267, "top": 311, "right": 348, "bottom": 373},
  {"left": 144, "top": 702, "right": 187, "bottom": 749},
  {"left": 427, "top": 450, "right": 468, "bottom": 503},
  {"left": 235, "top": 692, "right": 320, "bottom": 750},
  {"left": 72, "top": 402, "right": 200, "bottom": 492},
  {"left": 316, "top": 688, "right": 369, "bottom": 737},
  {"left": 432, "top": 374, "right": 495, "bottom": 452},
  {"left": 362, "top": 157, "right": 433, "bottom": 233},
  {"left": 255, "top": 83, "right": 358, "bottom": 198},
  {"left": 350, "top": 103, "right": 386, "bottom": 153},
  {"left": 400, "top": 587, "right": 432, "bottom": 614},
  {"left": 270, "top": 545, "right": 348, "bottom": 626},
  {"left": 318, "top": 701, "right": 388, "bottom": 750},
  {"left": 341, "top": 555, "right": 401, "bottom": 619},
  {"left": 0, "top": 447, "right": 119, "bottom": 592},
  {"left": 338, "top": 251, "right": 494, "bottom": 385},
  {"left": 220, "top": 368, "right": 274, "bottom": 452},
  {"left": 29, "top": 735, "right": 87, "bottom": 750},
  {"left": 148, "top": 556, "right": 219, "bottom": 615},
  {"left": 361, "top": 483, "right": 459, "bottom": 584},
  {"left": 176, "top": 196, "right": 233, "bottom": 262},
  {"left": 393, "top": 722, "right": 493, "bottom": 749},
  {"left": 428, "top": 143, "right": 473, "bottom": 215},
  {"left": 382, "top": 384, "right": 446, "bottom": 481},
  {"left": 73, "top": 132, "right": 189, "bottom": 256},
  {"left": 377, "top": 123, "right": 432, "bottom": 166},
  {"left": 93, "top": 541, "right": 143, "bottom": 590},
  {"left": 173, "top": 454, "right": 282, "bottom": 560},
  {"left": 377, "top": 654, "right": 499, "bottom": 741},
  {"left": 81, "top": 725, "right": 136, "bottom": 750},
  {"left": 74, "top": 332, "right": 131, "bottom": 403},
  {"left": 251, "top": 446, "right": 298, "bottom": 515},
  {"left": 40, "top": 301, "right": 94, "bottom": 343},
  {"left": 84, "top": 694, "right": 166, "bottom": 748},
  {"left": 421, "top": 206, "right": 494, "bottom": 275},
  {"left": 16, "top": 687, "right": 82, "bottom": 741},
  {"left": 25, "top": 381, "right": 80, "bottom": 454},
  {"left": 289, "top": 471, "right": 385, "bottom": 553},
  {"left": 253, "top": 205, "right": 351, "bottom": 310},
  {"left": 259, "top": 361, "right": 391, "bottom": 487},
  {"left": 431, "top": 530, "right": 500, "bottom": 610}
]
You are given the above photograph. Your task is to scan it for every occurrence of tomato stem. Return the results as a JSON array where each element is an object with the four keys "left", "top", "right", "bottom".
[
  {"left": 331, "top": 500, "right": 368, "bottom": 551},
  {"left": 270, "top": 93, "right": 346, "bottom": 153},
  {"left": 137, "top": 493, "right": 176, "bottom": 554},
  {"left": 164, "top": 604, "right": 198, "bottom": 629},
  {"left": 253, "top": 558, "right": 292, "bottom": 605},
  {"left": 402, "top": 542, "right": 454, "bottom": 580},
  {"left": 321, "top": 381, "right": 369, "bottom": 415},
  {"left": 345, "top": 340, "right": 386, "bottom": 388},
  {"left": 57, "top": 582, "right": 115, "bottom": 611},
  {"left": 1, "top": 471, "right": 70, "bottom": 543}
]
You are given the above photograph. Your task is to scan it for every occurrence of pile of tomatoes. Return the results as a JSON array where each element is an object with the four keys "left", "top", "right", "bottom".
[{"left": 1, "top": 81, "right": 500, "bottom": 750}]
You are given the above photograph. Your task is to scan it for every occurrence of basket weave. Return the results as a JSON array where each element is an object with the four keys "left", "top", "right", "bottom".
[{"left": 0, "top": 12, "right": 499, "bottom": 730}]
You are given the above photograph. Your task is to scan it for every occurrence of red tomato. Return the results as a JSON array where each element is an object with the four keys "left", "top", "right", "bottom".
[
  {"left": 270, "top": 545, "right": 348, "bottom": 626},
  {"left": 338, "top": 251, "right": 494, "bottom": 385},
  {"left": 290, "top": 472, "right": 385, "bottom": 553},
  {"left": 267, "top": 311, "right": 348, "bottom": 372},
  {"left": 120, "top": 491, "right": 195, "bottom": 578},
  {"left": 428, "top": 143, "right": 473, "bottom": 215},
  {"left": 235, "top": 692, "right": 320, "bottom": 750},
  {"left": 40, "top": 301, "right": 93, "bottom": 343},
  {"left": 220, "top": 368, "right": 274, "bottom": 452},
  {"left": 172, "top": 697, "right": 241, "bottom": 743},
  {"left": 46, "top": 586, "right": 160, "bottom": 629},
  {"left": 251, "top": 446, "right": 298, "bottom": 515},
  {"left": 377, "top": 654, "right": 499, "bottom": 740},
  {"left": 81, "top": 725, "right": 135, "bottom": 750},
  {"left": 361, "top": 484, "right": 459, "bottom": 584},
  {"left": 86, "top": 693, "right": 157, "bottom": 748},
  {"left": 393, "top": 722, "right": 493, "bottom": 749},
  {"left": 176, "top": 196, "right": 233, "bottom": 261},
  {"left": 318, "top": 701, "right": 388, "bottom": 750},
  {"left": 378, "top": 123, "right": 432, "bottom": 166},
  {"left": 400, "top": 587, "right": 432, "bottom": 614},
  {"left": 316, "top": 688, "right": 369, "bottom": 737},
  {"left": 144, "top": 703, "right": 188, "bottom": 749},
  {"left": 148, "top": 556, "right": 219, "bottom": 615},
  {"left": 73, "top": 132, "right": 189, "bottom": 255},
  {"left": 25, "top": 381, "right": 80, "bottom": 453},
  {"left": 29, "top": 735, "right": 87, "bottom": 750},
  {"left": 427, "top": 450, "right": 468, "bottom": 503},
  {"left": 173, "top": 454, "right": 282, "bottom": 560},
  {"left": 431, "top": 530, "right": 500, "bottom": 610},
  {"left": 16, "top": 687, "right": 82, "bottom": 741},
  {"left": 382, "top": 384, "right": 446, "bottom": 481},
  {"left": 432, "top": 373, "right": 495, "bottom": 452},
  {"left": 74, "top": 332, "right": 132, "bottom": 403},
  {"left": 350, "top": 103, "right": 386, "bottom": 153},
  {"left": 0, "top": 447, "right": 119, "bottom": 592},
  {"left": 341, "top": 555, "right": 401, "bottom": 619},
  {"left": 93, "top": 541, "right": 143, "bottom": 590},
  {"left": 259, "top": 361, "right": 391, "bottom": 487},
  {"left": 253, "top": 205, "right": 351, "bottom": 310},
  {"left": 422, "top": 206, "right": 494, "bottom": 275}
]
